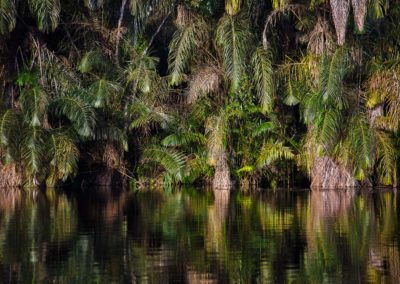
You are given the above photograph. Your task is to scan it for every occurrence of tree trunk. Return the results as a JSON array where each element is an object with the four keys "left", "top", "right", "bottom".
[
  {"left": 0, "top": 163, "right": 22, "bottom": 188},
  {"left": 212, "top": 150, "right": 232, "bottom": 190},
  {"left": 311, "top": 156, "right": 358, "bottom": 189}
]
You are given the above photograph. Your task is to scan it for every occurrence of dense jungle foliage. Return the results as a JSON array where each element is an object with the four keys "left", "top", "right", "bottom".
[{"left": 0, "top": 0, "right": 398, "bottom": 189}]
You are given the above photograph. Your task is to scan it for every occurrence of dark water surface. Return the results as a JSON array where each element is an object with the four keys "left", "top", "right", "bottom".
[{"left": 0, "top": 188, "right": 399, "bottom": 283}]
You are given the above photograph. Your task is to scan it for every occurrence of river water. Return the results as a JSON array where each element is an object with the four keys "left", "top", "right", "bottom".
[{"left": 0, "top": 188, "right": 398, "bottom": 283}]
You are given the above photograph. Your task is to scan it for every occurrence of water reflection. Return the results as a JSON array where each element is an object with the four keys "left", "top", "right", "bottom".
[{"left": 0, "top": 188, "right": 398, "bottom": 283}]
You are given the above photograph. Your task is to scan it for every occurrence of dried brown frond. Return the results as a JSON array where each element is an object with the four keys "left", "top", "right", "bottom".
[
  {"left": 330, "top": 0, "right": 350, "bottom": 46},
  {"left": 351, "top": 0, "right": 367, "bottom": 32},
  {"left": 306, "top": 18, "right": 335, "bottom": 55},
  {"left": 109, "top": 26, "right": 128, "bottom": 44},
  {"left": 188, "top": 65, "right": 222, "bottom": 104},
  {"left": 176, "top": 5, "right": 196, "bottom": 28}
]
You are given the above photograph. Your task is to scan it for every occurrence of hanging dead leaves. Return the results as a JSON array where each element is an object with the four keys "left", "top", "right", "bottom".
[{"left": 330, "top": 0, "right": 367, "bottom": 45}]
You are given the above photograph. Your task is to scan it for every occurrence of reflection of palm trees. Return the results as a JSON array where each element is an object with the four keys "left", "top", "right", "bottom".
[
  {"left": 0, "top": 189, "right": 79, "bottom": 282},
  {"left": 205, "top": 189, "right": 230, "bottom": 254},
  {"left": 304, "top": 190, "right": 357, "bottom": 282},
  {"left": 184, "top": 189, "right": 231, "bottom": 284}
]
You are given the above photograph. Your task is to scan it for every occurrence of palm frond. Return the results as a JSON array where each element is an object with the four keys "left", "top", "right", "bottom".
[
  {"left": 320, "top": 48, "right": 348, "bottom": 108},
  {"left": 252, "top": 121, "right": 276, "bottom": 137},
  {"left": 21, "top": 127, "right": 45, "bottom": 179},
  {"left": 368, "top": 0, "right": 387, "bottom": 19},
  {"left": 252, "top": 48, "right": 275, "bottom": 113},
  {"left": 0, "top": 0, "right": 16, "bottom": 35},
  {"left": 257, "top": 139, "right": 294, "bottom": 168},
  {"left": 141, "top": 146, "right": 186, "bottom": 181},
  {"left": 88, "top": 79, "right": 122, "bottom": 108},
  {"left": 78, "top": 51, "right": 113, "bottom": 74},
  {"left": 216, "top": 14, "right": 250, "bottom": 92},
  {"left": 28, "top": 0, "right": 60, "bottom": 33},
  {"left": 340, "top": 114, "right": 374, "bottom": 181},
  {"left": 129, "top": 99, "right": 171, "bottom": 132},
  {"left": 315, "top": 108, "right": 341, "bottom": 151},
  {"left": 126, "top": 52, "right": 159, "bottom": 93},
  {"left": 51, "top": 94, "right": 96, "bottom": 138},
  {"left": 0, "top": 109, "right": 18, "bottom": 147},
  {"left": 19, "top": 86, "right": 48, "bottom": 127},
  {"left": 162, "top": 132, "right": 205, "bottom": 147},
  {"left": 375, "top": 129, "right": 396, "bottom": 185},
  {"left": 168, "top": 16, "right": 208, "bottom": 86},
  {"left": 46, "top": 132, "right": 79, "bottom": 185},
  {"left": 225, "top": 0, "right": 241, "bottom": 15}
]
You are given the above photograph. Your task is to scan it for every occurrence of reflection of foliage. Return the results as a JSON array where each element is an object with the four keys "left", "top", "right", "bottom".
[{"left": 0, "top": 189, "right": 398, "bottom": 282}]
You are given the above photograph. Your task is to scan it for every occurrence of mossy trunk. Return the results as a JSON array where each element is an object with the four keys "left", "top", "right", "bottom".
[
  {"left": 311, "top": 156, "right": 358, "bottom": 189},
  {"left": 212, "top": 151, "right": 232, "bottom": 190}
]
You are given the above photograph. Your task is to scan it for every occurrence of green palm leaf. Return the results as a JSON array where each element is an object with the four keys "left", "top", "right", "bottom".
[
  {"left": 46, "top": 132, "right": 79, "bottom": 185},
  {"left": 162, "top": 132, "right": 205, "bottom": 147},
  {"left": 216, "top": 14, "right": 250, "bottom": 92},
  {"left": 168, "top": 25, "right": 197, "bottom": 85},
  {"left": 315, "top": 108, "right": 341, "bottom": 149},
  {"left": 21, "top": 127, "right": 45, "bottom": 178},
  {"left": 28, "top": 0, "right": 61, "bottom": 33},
  {"left": 320, "top": 48, "right": 348, "bottom": 108},
  {"left": 252, "top": 48, "right": 275, "bottom": 113},
  {"left": 342, "top": 115, "right": 374, "bottom": 180},
  {"left": 257, "top": 139, "right": 294, "bottom": 168},
  {"left": 19, "top": 86, "right": 48, "bottom": 127},
  {"left": 88, "top": 79, "right": 122, "bottom": 108},
  {"left": 375, "top": 130, "right": 396, "bottom": 185},
  {"left": 0, "top": 109, "right": 18, "bottom": 146},
  {"left": 78, "top": 51, "right": 113, "bottom": 74},
  {"left": 142, "top": 146, "right": 186, "bottom": 181},
  {"left": 51, "top": 94, "right": 96, "bottom": 138}
]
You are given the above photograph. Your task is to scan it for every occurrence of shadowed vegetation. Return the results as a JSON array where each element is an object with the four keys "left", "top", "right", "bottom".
[{"left": 0, "top": 0, "right": 398, "bottom": 190}]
